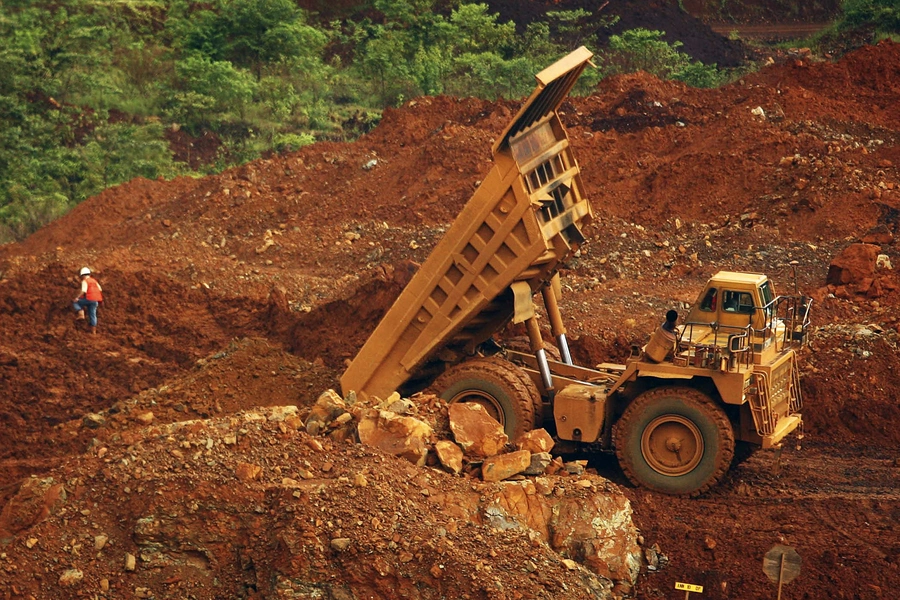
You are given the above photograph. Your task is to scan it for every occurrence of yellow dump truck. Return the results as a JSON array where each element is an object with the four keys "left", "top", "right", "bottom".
[{"left": 341, "top": 47, "right": 811, "bottom": 496}]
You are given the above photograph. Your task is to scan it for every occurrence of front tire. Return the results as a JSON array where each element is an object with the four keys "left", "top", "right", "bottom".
[
  {"left": 431, "top": 357, "right": 538, "bottom": 442},
  {"left": 614, "top": 386, "right": 734, "bottom": 496}
]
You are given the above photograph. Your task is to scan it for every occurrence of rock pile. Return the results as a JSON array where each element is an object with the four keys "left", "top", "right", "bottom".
[{"left": 1, "top": 400, "right": 645, "bottom": 599}]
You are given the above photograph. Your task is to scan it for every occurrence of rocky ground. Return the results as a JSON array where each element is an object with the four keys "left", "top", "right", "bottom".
[{"left": 1, "top": 30, "right": 899, "bottom": 600}]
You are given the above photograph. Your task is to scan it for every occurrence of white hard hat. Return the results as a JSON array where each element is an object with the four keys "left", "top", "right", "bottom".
[{"left": 79, "top": 267, "right": 91, "bottom": 276}]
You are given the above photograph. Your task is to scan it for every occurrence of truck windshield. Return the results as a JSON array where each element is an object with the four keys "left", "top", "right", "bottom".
[{"left": 759, "top": 281, "right": 775, "bottom": 319}]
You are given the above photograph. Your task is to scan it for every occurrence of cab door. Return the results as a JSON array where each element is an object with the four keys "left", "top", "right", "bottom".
[{"left": 717, "top": 288, "right": 761, "bottom": 331}]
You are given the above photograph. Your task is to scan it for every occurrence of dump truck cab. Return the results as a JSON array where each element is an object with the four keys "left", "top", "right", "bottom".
[
  {"left": 687, "top": 271, "right": 772, "bottom": 335},
  {"left": 627, "top": 271, "right": 811, "bottom": 449},
  {"left": 681, "top": 271, "right": 802, "bottom": 361}
]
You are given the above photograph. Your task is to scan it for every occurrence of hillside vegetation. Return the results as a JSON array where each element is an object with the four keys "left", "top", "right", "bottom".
[{"left": 1, "top": 0, "right": 896, "bottom": 242}]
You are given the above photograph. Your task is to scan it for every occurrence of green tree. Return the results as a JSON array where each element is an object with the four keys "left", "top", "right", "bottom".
[
  {"left": 674, "top": 61, "right": 728, "bottom": 88},
  {"left": 351, "top": 1, "right": 565, "bottom": 104},
  {"left": 77, "top": 122, "right": 180, "bottom": 195},
  {"left": 350, "top": 22, "right": 418, "bottom": 106},
  {"left": 449, "top": 52, "right": 538, "bottom": 99},
  {"left": 600, "top": 28, "right": 726, "bottom": 88},
  {"left": 183, "top": 0, "right": 326, "bottom": 81},
  {"left": 515, "top": 21, "right": 565, "bottom": 64},
  {"left": 602, "top": 29, "right": 691, "bottom": 79},
  {"left": 836, "top": 0, "right": 900, "bottom": 39},
  {"left": 0, "top": 3, "right": 82, "bottom": 240},
  {"left": 840, "top": 0, "right": 900, "bottom": 30},
  {"left": 546, "top": 9, "right": 617, "bottom": 51},
  {"left": 450, "top": 3, "right": 516, "bottom": 53},
  {"left": 169, "top": 54, "right": 257, "bottom": 129}
]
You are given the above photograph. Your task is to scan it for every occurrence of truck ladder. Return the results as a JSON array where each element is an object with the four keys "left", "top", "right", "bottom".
[{"left": 748, "top": 371, "right": 777, "bottom": 436}]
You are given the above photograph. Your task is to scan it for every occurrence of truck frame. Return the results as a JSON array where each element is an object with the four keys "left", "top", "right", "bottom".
[{"left": 340, "top": 47, "right": 811, "bottom": 496}]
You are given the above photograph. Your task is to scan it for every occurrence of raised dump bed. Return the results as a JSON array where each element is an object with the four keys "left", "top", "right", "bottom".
[{"left": 341, "top": 47, "right": 596, "bottom": 401}]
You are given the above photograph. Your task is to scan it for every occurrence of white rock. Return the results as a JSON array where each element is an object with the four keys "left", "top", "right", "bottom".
[{"left": 58, "top": 569, "right": 84, "bottom": 587}]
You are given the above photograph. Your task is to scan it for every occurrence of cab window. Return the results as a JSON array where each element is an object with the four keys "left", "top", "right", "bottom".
[
  {"left": 700, "top": 288, "right": 717, "bottom": 311},
  {"left": 722, "top": 290, "right": 754, "bottom": 314}
]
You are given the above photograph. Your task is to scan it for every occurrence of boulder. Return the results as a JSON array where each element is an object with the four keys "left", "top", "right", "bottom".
[
  {"left": 548, "top": 485, "right": 643, "bottom": 583},
  {"left": 524, "top": 452, "right": 553, "bottom": 475},
  {"left": 448, "top": 403, "right": 508, "bottom": 458},
  {"left": 480, "top": 478, "right": 642, "bottom": 585},
  {"left": 58, "top": 569, "right": 84, "bottom": 587},
  {"left": 489, "top": 480, "right": 552, "bottom": 535},
  {"left": 135, "top": 411, "right": 155, "bottom": 425},
  {"left": 434, "top": 440, "right": 464, "bottom": 475},
  {"left": 516, "top": 429, "right": 554, "bottom": 454},
  {"left": 383, "top": 395, "right": 415, "bottom": 415},
  {"left": 306, "top": 389, "right": 348, "bottom": 435},
  {"left": 357, "top": 410, "right": 433, "bottom": 466},
  {"left": 265, "top": 405, "right": 300, "bottom": 422},
  {"left": 235, "top": 462, "right": 262, "bottom": 482},
  {"left": 82, "top": 413, "right": 106, "bottom": 429},
  {"left": 0, "top": 477, "right": 67, "bottom": 544},
  {"left": 826, "top": 243, "right": 879, "bottom": 286},
  {"left": 482, "top": 450, "right": 531, "bottom": 482}
]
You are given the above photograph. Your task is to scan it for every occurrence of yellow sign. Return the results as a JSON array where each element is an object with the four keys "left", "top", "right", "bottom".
[{"left": 675, "top": 582, "right": 704, "bottom": 593}]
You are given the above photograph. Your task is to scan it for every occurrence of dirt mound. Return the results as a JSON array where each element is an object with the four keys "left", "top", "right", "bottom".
[
  {"left": 10, "top": 177, "right": 202, "bottom": 256},
  {"left": 750, "top": 40, "right": 900, "bottom": 125},
  {"left": 0, "top": 407, "right": 626, "bottom": 599},
  {"left": 0, "top": 262, "right": 257, "bottom": 471},
  {"left": 288, "top": 261, "right": 419, "bottom": 369},
  {"left": 1, "top": 42, "right": 900, "bottom": 599},
  {"left": 569, "top": 43, "right": 900, "bottom": 242}
]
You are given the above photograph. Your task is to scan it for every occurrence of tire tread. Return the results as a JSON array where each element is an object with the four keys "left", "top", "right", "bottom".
[{"left": 614, "top": 386, "right": 735, "bottom": 496}]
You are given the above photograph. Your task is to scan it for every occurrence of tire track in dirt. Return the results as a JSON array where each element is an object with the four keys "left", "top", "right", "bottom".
[{"left": 627, "top": 441, "right": 900, "bottom": 599}]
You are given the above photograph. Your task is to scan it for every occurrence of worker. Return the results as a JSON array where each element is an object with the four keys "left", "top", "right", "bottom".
[
  {"left": 661, "top": 309, "right": 678, "bottom": 333},
  {"left": 73, "top": 267, "right": 103, "bottom": 333},
  {"left": 644, "top": 309, "right": 679, "bottom": 363}
]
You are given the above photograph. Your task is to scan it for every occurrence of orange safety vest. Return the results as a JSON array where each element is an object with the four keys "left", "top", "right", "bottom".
[{"left": 84, "top": 276, "right": 103, "bottom": 302}]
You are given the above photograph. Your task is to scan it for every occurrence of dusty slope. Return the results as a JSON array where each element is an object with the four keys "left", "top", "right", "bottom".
[{"left": 1, "top": 41, "right": 899, "bottom": 599}]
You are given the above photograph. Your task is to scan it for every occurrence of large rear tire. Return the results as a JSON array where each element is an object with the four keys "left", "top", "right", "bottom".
[
  {"left": 614, "top": 386, "right": 734, "bottom": 496},
  {"left": 431, "top": 357, "right": 538, "bottom": 442}
]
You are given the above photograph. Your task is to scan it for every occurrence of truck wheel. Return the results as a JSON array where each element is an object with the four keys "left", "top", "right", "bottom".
[
  {"left": 432, "top": 357, "right": 538, "bottom": 442},
  {"left": 614, "top": 387, "right": 734, "bottom": 496}
]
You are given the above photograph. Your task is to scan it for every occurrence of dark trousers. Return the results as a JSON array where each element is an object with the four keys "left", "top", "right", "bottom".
[{"left": 74, "top": 299, "right": 99, "bottom": 327}]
